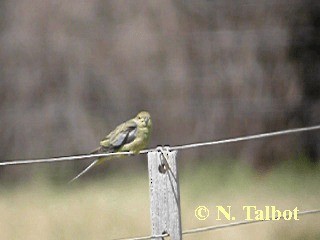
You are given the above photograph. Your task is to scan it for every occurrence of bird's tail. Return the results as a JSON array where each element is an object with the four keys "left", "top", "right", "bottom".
[
  {"left": 68, "top": 159, "right": 99, "bottom": 184},
  {"left": 68, "top": 147, "right": 104, "bottom": 184}
]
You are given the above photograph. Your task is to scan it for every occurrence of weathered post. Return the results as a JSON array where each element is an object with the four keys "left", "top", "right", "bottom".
[{"left": 148, "top": 147, "right": 182, "bottom": 240}]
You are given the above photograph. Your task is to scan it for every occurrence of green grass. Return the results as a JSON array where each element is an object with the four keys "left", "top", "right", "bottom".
[{"left": 0, "top": 159, "right": 319, "bottom": 240}]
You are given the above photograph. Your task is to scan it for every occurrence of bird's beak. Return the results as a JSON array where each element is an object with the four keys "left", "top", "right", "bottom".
[{"left": 145, "top": 117, "right": 150, "bottom": 125}]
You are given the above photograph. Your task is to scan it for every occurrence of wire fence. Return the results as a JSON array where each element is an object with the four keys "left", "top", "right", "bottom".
[
  {"left": 0, "top": 124, "right": 319, "bottom": 239},
  {"left": 0, "top": 124, "right": 319, "bottom": 166}
]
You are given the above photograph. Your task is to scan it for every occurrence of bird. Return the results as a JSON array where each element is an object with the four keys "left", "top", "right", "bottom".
[{"left": 69, "top": 111, "right": 152, "bottom": 183}]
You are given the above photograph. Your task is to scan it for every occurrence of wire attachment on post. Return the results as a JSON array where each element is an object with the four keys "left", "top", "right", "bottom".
[{"left": 156, "top": 146, "right": 171, "bottom": 174}]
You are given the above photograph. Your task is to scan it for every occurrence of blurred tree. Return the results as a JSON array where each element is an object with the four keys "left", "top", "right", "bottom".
[
  {"left": 0, "top": 0, "right": 316, "bottom": 182},
  {"left": 289, "top": 0, "right": 320, "bottom": 163}
]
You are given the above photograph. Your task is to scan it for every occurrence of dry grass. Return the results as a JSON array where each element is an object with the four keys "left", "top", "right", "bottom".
[{"left": 0, "top": 160, "right": 319, "bottom": 240}]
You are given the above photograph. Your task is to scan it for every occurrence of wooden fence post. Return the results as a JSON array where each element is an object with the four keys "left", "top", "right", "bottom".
[{"left": 148, "top": 147, "right": 182, "bottom": 240}]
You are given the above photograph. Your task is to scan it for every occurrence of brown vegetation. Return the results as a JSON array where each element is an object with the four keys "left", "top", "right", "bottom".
[{"left": 0, "top": 0, "right": 319, "bottom": 180}]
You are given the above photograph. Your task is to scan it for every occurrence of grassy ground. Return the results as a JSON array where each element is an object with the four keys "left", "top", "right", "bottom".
[{"left": 0, "top": 158, "right": 319, "bottom": 240}]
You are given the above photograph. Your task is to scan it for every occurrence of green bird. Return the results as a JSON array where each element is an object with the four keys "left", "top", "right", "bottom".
[{"left": 69, "top": 111, "right": 152, "bottom": 183}]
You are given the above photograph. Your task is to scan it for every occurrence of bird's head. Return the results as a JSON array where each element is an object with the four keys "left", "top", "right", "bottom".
[{"left": 135, "top": 111, "right": 152, "bottom": 128}]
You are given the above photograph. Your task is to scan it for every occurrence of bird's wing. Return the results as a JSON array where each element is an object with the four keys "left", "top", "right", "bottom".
[
  {"left": 100, "top": 120, "right": 137, "bottom": 151},
  {"left": 69, "top": 120, "right": 137, "bottom": 183}
]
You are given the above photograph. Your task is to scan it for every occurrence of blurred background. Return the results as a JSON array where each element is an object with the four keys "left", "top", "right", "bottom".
[{"left": 0, "top": 0, "right": 319, "bottom": 239}]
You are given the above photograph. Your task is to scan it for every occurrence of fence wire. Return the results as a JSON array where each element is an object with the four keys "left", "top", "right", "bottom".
[
  {"left": 0, "top": 124, "right": 319, "bottom": 166},
  {"left": 116, "top": 209, "right": 320, "bottom": 240},
  {"left": 0, "top": 125, "right": 319, "bottom": 239}
]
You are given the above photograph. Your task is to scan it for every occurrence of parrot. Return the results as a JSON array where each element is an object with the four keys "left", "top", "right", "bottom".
[{"left": 69, "top": 111, "right": 152, "bottom": 183}]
